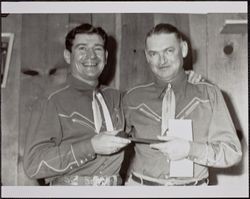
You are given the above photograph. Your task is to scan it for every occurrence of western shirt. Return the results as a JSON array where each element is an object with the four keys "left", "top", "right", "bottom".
[
  {"left": 23, "top": 75, "right": 125, "bottom": 181},
  {"left": 123, "top": 69, "right": 242, "bottom": 183}
]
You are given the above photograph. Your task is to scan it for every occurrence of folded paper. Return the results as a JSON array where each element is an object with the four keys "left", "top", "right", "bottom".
[{"left": 168, "top": 119, "right": 193, "bottom": 177}]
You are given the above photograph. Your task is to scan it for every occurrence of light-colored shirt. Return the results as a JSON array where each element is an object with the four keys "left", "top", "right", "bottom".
[{"left": 123, "top": 69, "right": 242, "bottom": 183}]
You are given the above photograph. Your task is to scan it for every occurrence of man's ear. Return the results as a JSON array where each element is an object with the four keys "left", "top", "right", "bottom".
[
  {"left": 63, "top": 49, "right": 71, "bottom": 64},
  {"left": 181, "top": 41, "right": 188, "bottom": 58},
  {"left": 105, "top": 51, "right": 108, "bottom": 64},
  {"left": 144, "top": 49, "right": 150, "bottom": 63}
]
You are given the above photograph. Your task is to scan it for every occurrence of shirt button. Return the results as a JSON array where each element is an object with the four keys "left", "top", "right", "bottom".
[
  {"left": 70, "top": 166, "right": 73, "bottom": 169},
  {"left": 85, "top": 158, "right": 88, "bottom": 161},
  {"left": 80, "top": 160, "right": 84, "bottom": 164}
]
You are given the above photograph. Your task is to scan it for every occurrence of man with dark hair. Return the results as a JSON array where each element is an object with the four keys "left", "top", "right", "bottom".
[
  {"left": 123, "top": 23, "right": 242, "bottom": 186},
  {"left": 23, "top": 23, "right": 131, "bottom": 186}
]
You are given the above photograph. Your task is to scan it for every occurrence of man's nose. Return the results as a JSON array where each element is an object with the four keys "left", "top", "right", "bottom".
[
  {"left": 86, "top": 48, "right": 97, "bottom": 58},
  {"left": 159, "top": 53, "right": 167, "bottom": 65}
]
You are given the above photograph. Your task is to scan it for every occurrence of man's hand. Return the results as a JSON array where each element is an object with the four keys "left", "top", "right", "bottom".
[
  {"left": 150, "top": 136, "right": 190, "bottom": 160},
  {"left": 91, "top": 131, "right": 131, "bottom": 155},
  {"left": 185, "top": 70, "right": 204, "bottom": 84}
]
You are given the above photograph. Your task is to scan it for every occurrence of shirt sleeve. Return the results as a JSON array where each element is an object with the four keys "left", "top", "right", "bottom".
[
  {"left": 23, "top": 97, "right": 96, "bottom": 180},
  {"left": 188, "top": 85, "right": 242, "bottom": 168}
]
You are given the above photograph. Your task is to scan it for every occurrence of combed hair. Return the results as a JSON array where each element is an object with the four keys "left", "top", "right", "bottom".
[
  {"left": 145, "top": 23, "right": 183, "bottom": 43},
  {"left": 65, "top": 23, "right": 108, "bottom": 52}
]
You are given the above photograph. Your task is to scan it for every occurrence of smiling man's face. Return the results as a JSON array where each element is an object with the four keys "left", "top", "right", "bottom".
[{"left": 65, "top": 33, "right": 107, "bottom": 82}]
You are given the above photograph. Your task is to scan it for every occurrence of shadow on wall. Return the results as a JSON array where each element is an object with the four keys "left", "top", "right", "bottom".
[
  {"left": 99, "top": 35, "right": 117, "bottom": 85},
  {"left": 182, "top": 33, "right": 195, "bottom": 71}
]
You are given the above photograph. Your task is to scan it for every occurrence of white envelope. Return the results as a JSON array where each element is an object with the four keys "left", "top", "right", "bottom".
[{"left": 168, "top": 119, "right": 193, "bottom": 177}]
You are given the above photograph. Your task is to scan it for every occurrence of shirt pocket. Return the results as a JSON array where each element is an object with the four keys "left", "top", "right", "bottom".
[
  {"left": 58, "top": 112, "right": 96, "bottom": 131},
  {"left": 176, "top": 98, "right": 209, "bottom": 119},
  {"left": 136, "top": 104, "right": 161, "bottom": 122},
  {"left": 72, "top": 118, "right": 95, "bottom": 131}
]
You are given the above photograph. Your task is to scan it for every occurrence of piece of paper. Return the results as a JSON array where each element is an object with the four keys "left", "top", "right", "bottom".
[{"left": 168, "top": 119, "right": 193, "bottom": 177}]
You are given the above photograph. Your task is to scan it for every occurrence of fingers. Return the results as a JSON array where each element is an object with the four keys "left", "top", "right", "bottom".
[
  {"left": 198, "top": 74, "right": 202, "bottom": 82},
  {"left": 91, "top": 134, "right": 131, "bottom": 155},
  {"left": 187, "top": 70, "right": 194, "bottom": 82},
  {"left": 110, "top": 137, "right": 131, "bottom": 153},
  {"left": 149, "top": 142, "right": 167, "bottom": 150},
  {"left": 99, "top": 133, "right": 131, "bottom": 145},
  {"left": 112, "top": 136, "right": 131, "bottom": 144},
  {"left": 150, "top": 136, "right": 174, "bottom": 150},
  {"left": 187, "top": 70, "right": 204, "bottom": 84},
  {"left": 103, "top": 130, "right": 120, "bottom": 136}
]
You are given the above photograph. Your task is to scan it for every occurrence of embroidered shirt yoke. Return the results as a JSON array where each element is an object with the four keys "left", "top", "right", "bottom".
[{"left": 23, "top": 75, "right": 125, "bottom": 181}]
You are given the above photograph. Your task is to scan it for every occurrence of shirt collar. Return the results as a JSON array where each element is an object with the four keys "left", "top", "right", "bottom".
[
  {"left": 154, "top": 68, "right": 187, "bottom": 98},
  {"left": 67, "top": 74, "right": 99, "bottom": 91}
]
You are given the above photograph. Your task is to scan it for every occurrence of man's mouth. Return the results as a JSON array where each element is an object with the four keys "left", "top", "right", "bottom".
[
  {"left": 83, "top": 63, "right": 98, "bottom": 67},
  {"left": 159, "top": 65, "right": 170, "bottom": 69}
]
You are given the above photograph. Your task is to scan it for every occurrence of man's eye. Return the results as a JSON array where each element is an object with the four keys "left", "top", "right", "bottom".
[
  {"left": 149, "top": 52, "right": 157, "bottom": 56},
  {"left": 94, "top": 47, "right": 104, "bottom": 52},
  {"left": 167, "top": 48, "right": 174, "bottom": 53},
  {"left": 79, "top": 46, "right": 87, "bottom": 51}
]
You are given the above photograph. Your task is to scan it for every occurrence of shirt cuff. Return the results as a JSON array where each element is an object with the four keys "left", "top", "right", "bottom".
[
  {"left": 71, "top": 139, "right": 96, "bottom": 166},
  {"left": 187, "top": 141, "right": 207, "bottom": 164}
]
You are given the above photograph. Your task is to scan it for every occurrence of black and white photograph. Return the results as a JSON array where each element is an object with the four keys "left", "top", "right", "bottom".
[{"left": 1, "top": 1, "right": 248, "bottom": 198}]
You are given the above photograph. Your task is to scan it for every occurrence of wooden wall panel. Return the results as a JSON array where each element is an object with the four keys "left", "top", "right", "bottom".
[
  {"left": 120, "top": 13, "right": 154, "bottom": 91},
  {"left": 1, "top": 14, "right": 22, "bottom": 185},
  {"left": 206, "top": 13, "right": 248, "bottom": 186},
  {"left": 69, "top": 14, "right": 91, "bottom": 30},
  {"left": 154, "top": 14, "right": 190, "bottom": 38},
  {"left": 46, "top": 14, "right": 69, "bottom": 74},
  {"left": 188, "top": 14, "right": 207, "bottom": 76},
  {"left": 21, "top": 14, "right": 48, "bottom": 74}
]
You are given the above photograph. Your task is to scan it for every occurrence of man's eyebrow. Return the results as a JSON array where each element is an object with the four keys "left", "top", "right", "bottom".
[
  {"left": 74, "top": 43, "right": 104, "bottom": 48},
  {"left": 148, "top": 46, "right": 174, "bottom": 52},
  {"left": 74, "top": 43, "right": 87, "bottom": 48},
  {"left": 147, "top": 50, "right": 157, "bottom": 53}
]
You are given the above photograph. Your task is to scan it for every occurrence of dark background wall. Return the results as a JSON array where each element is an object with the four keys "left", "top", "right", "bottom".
[{"left": 1, "top": 13, "right": 248, "bottom": 186}]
